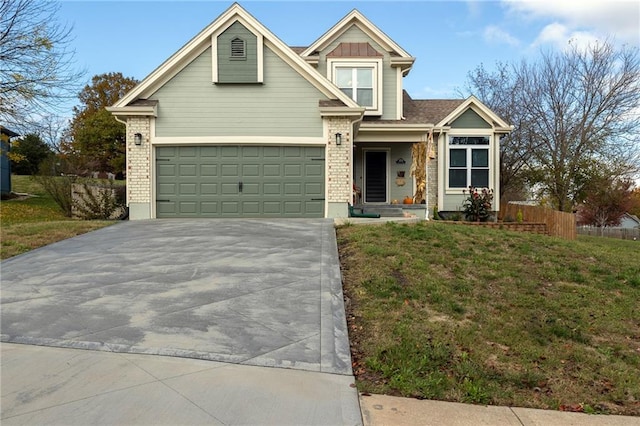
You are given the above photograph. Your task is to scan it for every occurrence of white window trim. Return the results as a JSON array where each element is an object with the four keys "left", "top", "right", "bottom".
[
  {"left": 445, "top": 132, "right": 494, "bottom": 194},
  {"left": 327, "top": 58, "right": 383, "bottom": 116}
]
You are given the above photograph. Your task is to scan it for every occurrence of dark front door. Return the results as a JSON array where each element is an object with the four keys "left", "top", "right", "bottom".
[{"left": 364, "top": 150, "right": 387, "bottom": 203}]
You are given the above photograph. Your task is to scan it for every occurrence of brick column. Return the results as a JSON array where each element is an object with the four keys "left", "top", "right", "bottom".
[
  {"left": 325, "top": 117, "right": 353, "bottom": 217},
  {"left": 126, "top": 117, "right": 152, "bottom": 219}
]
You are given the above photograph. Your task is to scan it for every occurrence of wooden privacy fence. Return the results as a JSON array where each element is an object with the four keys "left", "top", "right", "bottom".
[{"left": 500, "top": 202, "right": 577, "bottom": 240}]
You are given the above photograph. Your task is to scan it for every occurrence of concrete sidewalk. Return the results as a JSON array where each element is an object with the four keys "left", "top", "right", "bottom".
[
  {"left": 1, "top": 343, "right": 362, "bottom": 425},
  {"left": 360, "top": 393, "right": 640, "bottom": 426},
  {"left": 4, "top": 343, "right": 639, "bottom": 426}
]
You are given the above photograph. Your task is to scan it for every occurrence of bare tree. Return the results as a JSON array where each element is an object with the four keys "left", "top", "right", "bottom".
[
  {"left": 516, "top": 41, "right": 640, "bottom": 211},
  {"left": 464, "top": 63, "right": 539, "bottom": 202},
  {"left": 465, "top": 41, "right": 640, "bottom": 212},
  {"left": 0, "top": 0, "right": 84, "bottom": 129}
]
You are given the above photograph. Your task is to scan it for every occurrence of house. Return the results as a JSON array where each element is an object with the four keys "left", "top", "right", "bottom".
[
  {"left": 619, "top": 213, "right": 640, "bottom": 229},
  {"left": 108, "top": 3, "right": 511, "bottom": 220},
  {"left": 1, "top": 126, "right": 19, "bottom": 197}
]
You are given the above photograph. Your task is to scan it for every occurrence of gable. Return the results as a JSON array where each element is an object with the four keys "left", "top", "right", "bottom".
[
  {"left": 450, "top": 108, "right": 492, "bottom": 129},
  {"left": 301, "top": 9, "right": 414, "bottom": 74},
  {"left": 111, "top": 3, "right": 358, "bottom": 111},
  {"left": 148, "top": 46, "right": 330, "bottom": 138},
  {"left": 217, "top": 21, "right": 258, "bottom": 83}
]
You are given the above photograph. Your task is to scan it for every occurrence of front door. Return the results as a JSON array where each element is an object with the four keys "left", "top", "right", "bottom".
[{"left": 364, "top": 150, "right": 387, "bottom": 203}]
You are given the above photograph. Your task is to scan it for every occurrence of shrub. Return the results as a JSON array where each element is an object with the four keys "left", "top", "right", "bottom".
[
  {"left": 34, "top": 157, "right": 76, "bottom": 217},
  {"left": 462, "top": 186, "right": 493, "bottom": 222},
  {"left": 432, "top": 205, "right": 440, "bottom": 220},
  {"left": 72, "top": 181, "right": 125, "bottom": 220}
]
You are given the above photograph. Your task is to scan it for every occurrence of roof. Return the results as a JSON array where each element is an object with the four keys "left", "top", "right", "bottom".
[
  {"left": 327, "top": 42, "right": 382, "bottom": 57},
  {"left": 300, "top": 9, "right": 414, "bottom": 74},
  {"left": 362, "top": 91, "right": 464, "bottom": 125},
  {"left": 319, "top": 99, "right": 348, "bottom": 108},
  {"left": 0, "top": 126, "right": 19, "bottom": 138},
  {"left": 112, "top": 3, "right": 359, "bottom": 112}
]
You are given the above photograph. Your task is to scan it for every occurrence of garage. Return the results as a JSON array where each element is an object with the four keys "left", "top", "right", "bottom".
[{"left": 155, "top": 145, "right": 325, "bottom": 218}]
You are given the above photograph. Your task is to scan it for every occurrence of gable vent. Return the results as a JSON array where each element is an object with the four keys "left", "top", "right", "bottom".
[{"left": 230, "top": 37, "right": 246, "bottom": 59}]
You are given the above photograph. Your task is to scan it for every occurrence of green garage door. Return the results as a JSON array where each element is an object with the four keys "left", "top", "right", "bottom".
[{"left": 156, "top": 146, "right": 325, "bottom": 218}]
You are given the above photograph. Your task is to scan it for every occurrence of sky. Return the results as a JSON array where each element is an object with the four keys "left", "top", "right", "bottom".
[{"left": 56, "top": 0, "right": 639, "bottom": 112}]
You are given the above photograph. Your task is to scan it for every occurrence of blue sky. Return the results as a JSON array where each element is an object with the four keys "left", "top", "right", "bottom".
[{"left": 58, "top": 0, "right": 639, "bottom": 109}]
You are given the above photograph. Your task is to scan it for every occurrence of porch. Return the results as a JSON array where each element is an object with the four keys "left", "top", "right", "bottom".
[{"left": 352, "top": 203, "right": 427, "bottom": 218}]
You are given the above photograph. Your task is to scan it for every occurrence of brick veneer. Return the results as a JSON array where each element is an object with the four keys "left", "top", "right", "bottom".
[
  {"left": 126, "top": 117, "right": 151, "bottom": 204},
  {"left": 326, "top": 117, "right": 353, "bottom": 203}
]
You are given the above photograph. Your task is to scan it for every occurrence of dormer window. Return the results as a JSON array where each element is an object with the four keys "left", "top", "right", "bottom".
[
  {"left": 336, "top": 68, "right": 373, "bottom": 107},
  {"left": 328, "top": 59, "right": 382, "bottom": 115},
  {"left": 230, "top": 37, "right": 246, "bottom": 59}
]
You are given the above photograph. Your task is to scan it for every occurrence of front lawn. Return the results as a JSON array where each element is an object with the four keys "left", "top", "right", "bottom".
[
  {"left": 0, "top": 176, "right": 115, "bottom": 259},
  {"left": 337, "top": 221, "right": 640, "bottom": 416}
]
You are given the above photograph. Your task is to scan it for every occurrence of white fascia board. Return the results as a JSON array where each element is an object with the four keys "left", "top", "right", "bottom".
[
  {"left": 436, "top": 95, "right": 510, "bottom": 129},
  {"left": 113, "top": 4, "right": 245, "bottom": 107},
  {"left": 106, "top": 105, "right": 157, "bottom": 117},
  {"left": 263, "top": 40, "right": 359, "bottom": 107},
  {"left": 301, "top": 10, "right": 413, "bottom": 59},
  {"left": 359, "top": 123, "right": 433, "bottom": 132},
  {"left": 114, "top": 3, "right": 356, "bottom": 109},
  {"left": 319, "top": 106, "right": 366, "bottom": 117}
]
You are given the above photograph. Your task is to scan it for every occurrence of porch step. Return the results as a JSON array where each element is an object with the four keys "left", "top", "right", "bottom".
[{"left": 362, "top": 207, "right": 404, "bottom": 217}]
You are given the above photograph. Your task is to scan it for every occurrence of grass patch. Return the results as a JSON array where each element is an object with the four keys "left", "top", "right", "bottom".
[
  {"left": 338, "top": 221, "right": 640, "bottom": 416},
  {"left": 1, "top": 176, "right": 115, "bottom": 259}
]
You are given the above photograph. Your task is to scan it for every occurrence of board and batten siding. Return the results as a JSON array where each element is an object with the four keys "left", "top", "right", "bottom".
[
  {"left": 150, "top": 47, "right": 327, "bottom": 137},
  {"left": 315, "top": 25, "right": 398, "bottom": 120},
  {"left": 217, "top": 21, "right": 258, "bottom": 83}
]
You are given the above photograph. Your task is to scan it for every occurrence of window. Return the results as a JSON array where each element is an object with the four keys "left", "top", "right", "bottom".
[
  {"left": 448, "top": 136, "right": 490, "bottom": 189},
  {"left": 335, "top": 67, "right": 373, "bottom": 107},
  {"left": 230, "top": 37, "right": 246, "bottom": 59},
  {"left": 328, "top": 60, "right": 382, "bottom": 114}
]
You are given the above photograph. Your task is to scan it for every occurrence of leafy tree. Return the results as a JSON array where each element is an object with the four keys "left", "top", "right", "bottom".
[
  {"left": 0, "top": 0, "right": 84, "bottom": 129},
  {"left": 577, "top": 174, "right": 635, "bottom": 228},
  {"left": 66, "top": 72, "right": 138, "bottom": 173},
  {"left": 629, "top": 188, "right": 640, "bottom": 218},
  {"left": 465, "top": 41, "right": 640, "bottom": 212},
  {"left": 10, "top": 133, "right": 53, "bottom": 174}
]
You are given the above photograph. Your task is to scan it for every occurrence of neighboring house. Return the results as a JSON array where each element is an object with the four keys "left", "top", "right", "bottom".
[
  {"left": 619, "top": 213, "right": 640, "bottom": 229},
  {"left": 1, "top": 126, "right": 19, "bottom": 197},
  {"left": 108, "top": 3, "right": 511, "bottom": 219}
]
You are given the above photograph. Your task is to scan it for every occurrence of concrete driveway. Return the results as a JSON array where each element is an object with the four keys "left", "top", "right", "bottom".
[{"left": 1, "top": 219, "right": 351, "bottom": 375}]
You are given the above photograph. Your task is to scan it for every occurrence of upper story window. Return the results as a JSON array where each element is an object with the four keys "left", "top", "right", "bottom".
[
  {"left": 335, "top": 67, "right": 373, "bottom": 107},
  {"left": 328, "top": 59, "right": 382, "bottom": 115},
  {"left": 448, "top": 136, "right": 490, "bottom": 189},
  {"left": 230, "top": 37, "right": 246, "bottom": 60}
]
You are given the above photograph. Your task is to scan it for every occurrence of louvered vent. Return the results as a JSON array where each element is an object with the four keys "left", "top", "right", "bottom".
[{"left": 230, "top": 38, "right": 246, "bottom": 59}]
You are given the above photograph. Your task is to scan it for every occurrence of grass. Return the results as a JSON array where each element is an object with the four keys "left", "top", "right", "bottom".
[
  {"left": 337, "top": 221, "right": 640, "bottom": 416},
  {"left": 1, "top": 175, "right": 115, "bottom": 259}
]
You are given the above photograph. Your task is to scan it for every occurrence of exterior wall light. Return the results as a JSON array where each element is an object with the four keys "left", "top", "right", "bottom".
[
  {"left": 335, "top": 133, "right": 342, "bottom": 146},
  {"left": 134, "top": 133, "right": 142, "bottom": 145}
]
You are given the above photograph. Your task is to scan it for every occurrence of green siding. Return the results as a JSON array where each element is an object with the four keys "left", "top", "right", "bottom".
[
  {"left": 156, "top": 145, "right": 325, "bottom": 218},
  {"left": 450, "top": 109, "right": 492, "bottom": 129},
  {"left": 150, "top": 47, "right": 327, "bottom": 137},
  {"left": 443, "top": 193, "right": 466, "bottom": 211},
  {"left": 217, "top": 22, "right": 258, "bottom": 83},
  {"left": 316, "top": 25, "right": 398, "bottom": 120}
]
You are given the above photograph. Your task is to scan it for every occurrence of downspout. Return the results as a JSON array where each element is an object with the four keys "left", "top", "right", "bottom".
[{"left": 424, "top": 132, "right": 429, "bottom": 220}]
